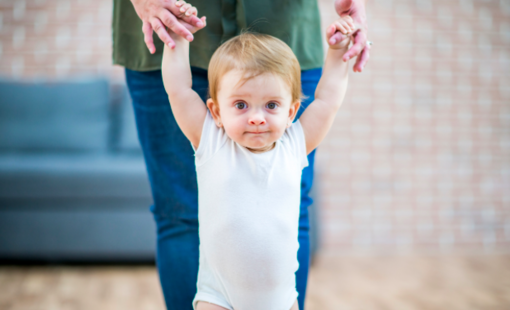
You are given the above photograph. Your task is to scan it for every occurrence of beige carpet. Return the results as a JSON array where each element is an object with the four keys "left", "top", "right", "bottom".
[{"left": 1, "top": 254, "right": 509, "bottom": 310}]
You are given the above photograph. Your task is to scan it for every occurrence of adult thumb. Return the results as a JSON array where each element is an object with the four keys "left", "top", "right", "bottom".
[{"left": 335, "top": 0, "right": 353, "bottom": 14}]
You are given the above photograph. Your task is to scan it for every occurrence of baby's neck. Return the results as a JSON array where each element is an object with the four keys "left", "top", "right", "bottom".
[{"left": 245, "top": 142, "right": 276, "bottom": 154}]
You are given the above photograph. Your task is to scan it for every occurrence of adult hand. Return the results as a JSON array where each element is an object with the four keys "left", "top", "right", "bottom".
[
  {"left": 130, "top": 0, "right": 205, "bottom": 53},
  {"left": 333, "top": 0, "right": 370, "bottom": 72}
]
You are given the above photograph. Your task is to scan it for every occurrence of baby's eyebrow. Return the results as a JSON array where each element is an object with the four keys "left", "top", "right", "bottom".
[
  {"left": 228, "top": 93, "right": 284, "bottom": 100},
  {"left": 228, "top": 92, "right": 252, "bottom": 98}
]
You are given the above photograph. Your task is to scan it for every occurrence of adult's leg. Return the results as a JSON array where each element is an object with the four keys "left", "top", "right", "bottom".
[
  {"left": 125, "top": 68, "right": 209, "bottom": 310},
  {"left": 294, "top": 68, "right": 322, "bottom": 310}
]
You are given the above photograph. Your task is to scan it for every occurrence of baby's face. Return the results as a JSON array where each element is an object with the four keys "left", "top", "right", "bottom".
[{"left": 208, "top": 70, "right": 298, "bottom": 153}]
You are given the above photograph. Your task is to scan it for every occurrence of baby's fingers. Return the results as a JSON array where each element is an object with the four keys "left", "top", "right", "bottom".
[
  {"left": 336, "top": 20, "right": 350, "bottom": 34},
  {"left": 185, "top": 6, "right": 197, "bottom": 17},
  {"left": 341, "top": 14, "right": 355, "bottom": 28},
  {"left": 175, "top": 1, "right": 186, "bottom": 9},
  {"left": 326, "top": 23, "right": 351, "bottom": 50},
  {"left": 175, "top": 1, "right": 198, "bottom": 18},
  {"left": 178, "top": 3, "right": 191, "bottom": 15}
]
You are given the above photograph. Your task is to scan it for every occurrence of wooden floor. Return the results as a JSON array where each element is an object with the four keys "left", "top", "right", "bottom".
[{"left": 1, "top": 254, "right": 509, "bottom": 310}]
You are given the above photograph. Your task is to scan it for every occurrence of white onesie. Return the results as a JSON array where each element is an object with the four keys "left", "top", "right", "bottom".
[{"left": 192, "top": 112, "right": 309, "bottom": 310}]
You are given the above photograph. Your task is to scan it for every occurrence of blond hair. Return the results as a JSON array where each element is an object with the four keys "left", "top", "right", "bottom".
[{"left": 208, "top": 32, "right": 303, "bottom": 105}]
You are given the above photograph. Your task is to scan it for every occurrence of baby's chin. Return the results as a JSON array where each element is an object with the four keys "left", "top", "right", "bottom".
[
  {"left": 224, "top": 127, "right": 287, "bottom": 152},
  {"left": 229, "top": 135, "right": 278, "bottom": 153},
  {"left": 243, "top": 142, "right": 276, "bottom": 153}
]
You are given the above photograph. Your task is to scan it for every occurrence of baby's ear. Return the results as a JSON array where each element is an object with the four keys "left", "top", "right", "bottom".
[
  {"left": 206, "top": 98, "right": 222, "bottom": 125},
  {"left": 288, "top": 101, "right": 300, "bottom": 122}
]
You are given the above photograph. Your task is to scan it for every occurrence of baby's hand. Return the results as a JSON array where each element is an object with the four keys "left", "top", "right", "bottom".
[
  {"left": 326, "top": 15, "right": 355, "bottom": 50},
  {"left": 174, "top": 0, "right": 206, "bottom": 34}
]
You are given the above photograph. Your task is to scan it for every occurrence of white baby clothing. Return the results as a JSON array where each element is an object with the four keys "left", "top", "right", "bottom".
[{"left": 192, "top": 112, "right": 309, "bottom": 310}]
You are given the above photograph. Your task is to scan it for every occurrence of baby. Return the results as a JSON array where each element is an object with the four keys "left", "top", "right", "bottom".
[{"left": 162, "top": 2, "right": 356, "bottom": 310}]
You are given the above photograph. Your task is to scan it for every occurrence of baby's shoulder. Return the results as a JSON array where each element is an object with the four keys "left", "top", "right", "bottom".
[
  {"left": 280, "top": 121, "right": 308, "bottom": 168},
  {"left": 282, "top": 120, "right": 306, "bottom": 145},
  {"left": 195, "top": 112, "right": 230, "bottom": 166}
]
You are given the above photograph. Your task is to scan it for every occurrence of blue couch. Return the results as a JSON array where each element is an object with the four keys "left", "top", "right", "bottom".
[{"left": 0, "top": 78, "right": 155, "bottom": 262}]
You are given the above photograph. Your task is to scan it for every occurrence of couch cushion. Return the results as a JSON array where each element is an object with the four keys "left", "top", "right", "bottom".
[
  {"left": 0, "top": 154, "right": 151, "bottom": 199},
  {"left": 0, "top": 78, "right": 110, "bottom": 151}
]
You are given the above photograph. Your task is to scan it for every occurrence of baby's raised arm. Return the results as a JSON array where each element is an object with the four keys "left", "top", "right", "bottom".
[
  {"left": 161, "top": 1, "right": 207, "bottom": 149},
  {"left": 299, "top": 15, "right": 355, "bottom": 154}
]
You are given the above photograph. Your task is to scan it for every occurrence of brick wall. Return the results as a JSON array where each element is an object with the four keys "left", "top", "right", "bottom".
[
  {"left": 1, "top": 0, "right": 509, "bottom": 253},
  {"left": 0, "top": 0, "right": 123, "bottom": 80},
  {"left": 319, "top": 0, "right": 510, "bottom": 252}
]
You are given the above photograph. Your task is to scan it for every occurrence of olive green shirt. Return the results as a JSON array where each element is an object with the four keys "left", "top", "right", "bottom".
[{"left": 112, "top": 0, "right": 324, "bottom": 71}]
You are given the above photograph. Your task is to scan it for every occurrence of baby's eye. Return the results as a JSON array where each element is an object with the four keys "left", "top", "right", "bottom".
[
  {"left": 266, "top": 102, "right": 277, "bottom": 109},
  {"left": 235, "top": 102, "right": 247, "bottom": 109}
]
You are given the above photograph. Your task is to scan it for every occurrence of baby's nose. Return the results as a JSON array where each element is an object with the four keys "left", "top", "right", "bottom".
[{"left": 249, "top": 113, "right": 266, "bottom": 125}]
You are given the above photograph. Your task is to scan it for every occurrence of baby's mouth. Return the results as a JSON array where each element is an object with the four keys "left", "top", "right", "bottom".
[{"left": 246, "top": 130, "right": 268, "bottom": 134}]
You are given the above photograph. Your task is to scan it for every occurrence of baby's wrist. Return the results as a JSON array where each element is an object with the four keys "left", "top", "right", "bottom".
[{"left": 329, "top": 44, "right": 349, "bottom": 53}]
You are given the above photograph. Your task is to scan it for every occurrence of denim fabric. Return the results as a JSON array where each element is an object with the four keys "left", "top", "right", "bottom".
[{"left": 125, "top": 67, "right": 321, "bottom": 310}]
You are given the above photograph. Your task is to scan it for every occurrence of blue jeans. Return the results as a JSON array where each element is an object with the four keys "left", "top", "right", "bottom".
[{"left": 125, "top": 67, "right": 321, "bottom": 310}]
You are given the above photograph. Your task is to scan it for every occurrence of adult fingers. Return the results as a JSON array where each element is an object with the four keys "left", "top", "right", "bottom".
[
  {"left": 335, "top": 0, "right": 353, "bottom": 14},
  {"left": 179, "top": 16, "right": 207, "bottom": 33},
  {"left": 188, "top": 15, "right": 203, "bottom": 27},
  {"left": 353, "top": 43, "right": 370, "bottom": 72},
  {"left": 157, "top": 10, "right": 194, "bottom": 41},
  {"left": 176, "top": 14, "right": 203, "bottom": 30},
  {"left": 142, "top": 21, "right": 156, "bottom": 54},
  {"left": 150, "top": 17, "right": 176, "bottom": 48},
  {"left": 343, "top": 29, "right": 367, "bottom": 62}
]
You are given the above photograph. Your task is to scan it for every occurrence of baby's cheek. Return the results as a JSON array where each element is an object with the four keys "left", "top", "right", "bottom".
[
  {"left": 276, "top": 115, "right": 289, "bottom": 129},
  {"left": 271, "top": 124, "right": 287, "bottom": 140},
  {"left": 224, "top": 123, "right": 244, "bottom": 141},
  {"left": 223, "top": 124, "right": 236, "bottom": 136}
]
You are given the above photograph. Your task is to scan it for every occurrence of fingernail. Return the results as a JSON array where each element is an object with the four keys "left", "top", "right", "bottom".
[
  {"left": 187, "top": 34, "right": 194, "bottom": 41},
  {"left": 197, "top": 20, "right": 203, "bottom": 27}
]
